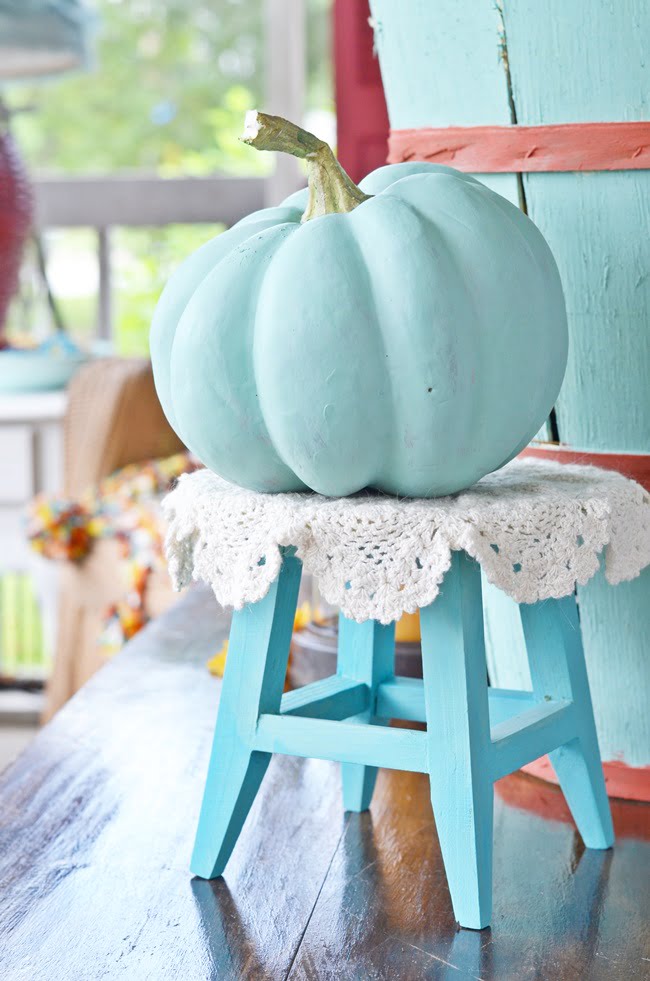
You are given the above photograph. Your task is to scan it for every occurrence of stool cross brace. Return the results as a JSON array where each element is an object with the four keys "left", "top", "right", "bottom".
[{"left": 191, "top": 548, "right": 613, "bottom": 930}]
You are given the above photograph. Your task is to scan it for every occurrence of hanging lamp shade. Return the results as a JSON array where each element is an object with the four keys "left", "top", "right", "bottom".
[{"left": 0, "top": 0, "right": 93, "bottom": 82}]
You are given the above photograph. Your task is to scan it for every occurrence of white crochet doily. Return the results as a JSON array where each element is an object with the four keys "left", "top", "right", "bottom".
[{"left": 162, "top": 459, "right": 650, "bottom": 625}]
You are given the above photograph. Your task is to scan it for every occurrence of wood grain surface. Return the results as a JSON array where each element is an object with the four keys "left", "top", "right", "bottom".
[{"left": 0, "top": 586, "right": 648, "bottom": 980}]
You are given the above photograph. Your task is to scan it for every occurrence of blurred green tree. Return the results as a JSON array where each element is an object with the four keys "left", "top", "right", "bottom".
[{"left": 6, "top": 0, "right": 332, "bottom": 353}]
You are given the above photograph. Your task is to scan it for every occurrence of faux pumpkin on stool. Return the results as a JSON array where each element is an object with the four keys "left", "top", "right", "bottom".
[
  {"left": 152, "top": 113, "right": 626, "bottom": 932},
  {"left": 150, "top": 112, "right": 567, "bottom": 498}
]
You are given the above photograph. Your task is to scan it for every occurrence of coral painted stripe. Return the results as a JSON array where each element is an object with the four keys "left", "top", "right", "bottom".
[
  {"left": 520, "top": 445, "right": 650, "bottom": 493},
  {"left": 522, "top": 756, "right": 650, "bottom": 803},
  {"left": 388, "top": 122, "right": 650, "bottom": 172},
  {"left": 496, "top": 772, "right": 650, "bottom": 837}
]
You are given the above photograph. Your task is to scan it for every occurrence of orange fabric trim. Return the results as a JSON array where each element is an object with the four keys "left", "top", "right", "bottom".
[{"left": 388, "top": 122, "right": 650, "bottom": 172}]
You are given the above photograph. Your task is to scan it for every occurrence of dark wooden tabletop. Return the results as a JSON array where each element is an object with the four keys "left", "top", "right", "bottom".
[{"left": 0, "top": 586, "right": 648, "bottom": 981}]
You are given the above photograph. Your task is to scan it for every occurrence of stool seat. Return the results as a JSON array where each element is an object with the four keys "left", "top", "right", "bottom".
[{"left": 161, "top": 461, "right": 650, "bottom": 929}]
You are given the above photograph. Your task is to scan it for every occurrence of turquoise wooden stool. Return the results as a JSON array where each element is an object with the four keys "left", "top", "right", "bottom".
[{"left": 191, "top": 547, "right": 613, "bottom": 930}]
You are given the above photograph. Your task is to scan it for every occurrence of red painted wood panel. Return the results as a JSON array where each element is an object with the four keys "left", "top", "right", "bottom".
[{"left": 334, "top": 0, "right": 389, "bottom": 182}]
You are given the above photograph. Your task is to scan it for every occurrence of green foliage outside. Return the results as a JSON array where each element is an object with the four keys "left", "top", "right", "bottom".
[
  {"left": 113, "top": 223, "right": 226, "bottom": 355},
  {"left": 0, "top": 574, "right": 45, "bottom": 677},
  {"left": 6, "top": 0, "right": 332, "bottom": 354}
]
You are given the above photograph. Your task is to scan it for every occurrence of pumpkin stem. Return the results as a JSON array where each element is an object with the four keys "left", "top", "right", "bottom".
[{"left": 241, "top": 110, "right": 372, "bottom": 222}]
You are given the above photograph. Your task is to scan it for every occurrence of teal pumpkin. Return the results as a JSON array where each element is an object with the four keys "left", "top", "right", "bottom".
[{"left": 150, "top": 112, "right": 567, "bottom": 497}]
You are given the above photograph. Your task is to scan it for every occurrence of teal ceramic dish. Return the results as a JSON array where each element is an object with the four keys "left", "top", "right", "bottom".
[{"left": 0, "top": 335, "right": 87, "bottom": 393}]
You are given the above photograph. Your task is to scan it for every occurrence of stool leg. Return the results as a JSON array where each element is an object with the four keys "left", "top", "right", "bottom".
[
  {"left": 520, "top": 595, "right": 614, "bottom": 850},
  {"left": 420, "top": 552, "right": 494, "bottom": 930},
  {"left": 337, "top": 615, "right": 395, "bottom": 812},
  {"left": 191, "top": 551, "right": 302, "bottom": 879}
]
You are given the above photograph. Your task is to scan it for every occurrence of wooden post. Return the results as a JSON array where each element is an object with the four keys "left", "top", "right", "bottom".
[
  {"left": 264, "top": 0, "right": 306, "bottom": 206},
  {"left": 97, "top": 226, "right": 112, "bottom": 341},
  {"left": 334, "top": 0, "right": 389, "bottom": 183}
]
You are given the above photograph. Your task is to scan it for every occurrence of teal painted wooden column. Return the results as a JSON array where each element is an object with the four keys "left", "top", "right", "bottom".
[
  {"left": 503, "top": 0, "right": 650, "bottom": 787},
  {"left": 368, "top": 0, "right": 520, "bottom": 206},
  {"left": 368, "top": 0, "right": 650, "bottom": 791}
]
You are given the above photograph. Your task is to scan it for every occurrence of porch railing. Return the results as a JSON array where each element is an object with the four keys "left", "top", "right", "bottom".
[
  {"left": 33, "top": 174, "right": 270, "bottom": 339},
  {"left": 31, "top": 0, "right": 307, "bottom": 341}
]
